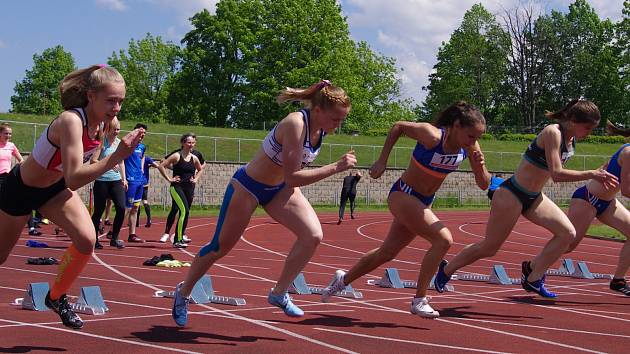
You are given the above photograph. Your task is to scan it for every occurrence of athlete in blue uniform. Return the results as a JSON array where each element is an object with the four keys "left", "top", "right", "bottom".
[
  {"left": 171, "top": 80, "right": 356, "bottom": 326},
  {"left": 566, "top": 121, "right": 630, "bottom": 296},
  {"left": 322, "top": 101, "right": 491, "bottom": 318},
  {"left": 124, "top": 123, "right": 147, "bottom": 243},
  {"left": 435, "top": 99, "right": 618, "bottom": 298},
  {"left": 487, "top": 173, "right": 505, "bottom": 200}
]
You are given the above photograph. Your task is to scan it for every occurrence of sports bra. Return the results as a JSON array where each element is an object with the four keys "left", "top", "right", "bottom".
[
  {"left": 262, "top": 109, "right": 325, "bottom": 168},
  {"left": 31, "top": 107, "right": 102, "bottom": 172},
  {"left": 411, "top": 128, "right": 467, "bottom": 178},
  {"left": 524, "top": 124, "right": 575, "bottom": 170},
  {"left": 605, "top": 143, "right": 630, "bottom": 180},
  {"left": 172, "top": 153, "right": 197, "bottom": 185}
]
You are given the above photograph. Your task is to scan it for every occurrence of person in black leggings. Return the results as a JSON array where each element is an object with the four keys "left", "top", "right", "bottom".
[{"left": 159, "top": 133, "right": 202, "bottom": 248}]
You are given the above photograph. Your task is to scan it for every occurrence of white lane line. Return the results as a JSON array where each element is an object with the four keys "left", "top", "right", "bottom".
[
  {"left": 313, "top": 327, "right": 512, "bottom": 354},
  {"left": 0, "top": 318, "right": 199, "bottom": 353}
]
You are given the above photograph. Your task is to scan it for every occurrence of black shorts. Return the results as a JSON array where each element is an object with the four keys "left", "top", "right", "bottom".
[
  {"left": 0, "top": 165, "right": 67, "bottom": 216},
  {"left": 499, "top": 176, "right": 541, "bottom": 213}
]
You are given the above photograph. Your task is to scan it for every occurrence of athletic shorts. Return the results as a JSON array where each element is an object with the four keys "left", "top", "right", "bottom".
[
  {"left": 499, "top": 176, "right": 541, "bottom": 213},
  {"left": 125, "top": 181, "right": 144, "bottom": 208},
  {"left": 389, "top": 178, "right": 435, "bottom": 206},
  {"left": 231, "top": 165, "right": 285, "bottom": 205},
  {"left": 572, "top": 185, "right": 612, "bottom": 216},
  {"left": 0, "top": 165, "right": 67, "bottom": 216}
]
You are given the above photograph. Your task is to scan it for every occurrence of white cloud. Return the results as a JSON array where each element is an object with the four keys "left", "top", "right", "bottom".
[
  {"left": 343, "top": 0, "right": 624, "bottom": 105},
  {"left": 95, "top": 0, "right": 128, "bottom": 11},
  {"left": 0, "top": 39, "right": 6, "bottom": 49},
  {"left": 144, "top": 0, "right": 219, "bottom": 41}
]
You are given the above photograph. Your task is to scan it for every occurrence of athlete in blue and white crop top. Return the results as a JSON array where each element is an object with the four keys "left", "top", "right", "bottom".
[
  {"left": 262, "top": 109, "right": 325, "bottom": 168},
  {"left": 411, "top": 128, "right": 468, "bottom": 178}
]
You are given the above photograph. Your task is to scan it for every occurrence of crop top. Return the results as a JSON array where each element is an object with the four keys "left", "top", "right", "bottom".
[
  {"left": 411, "top": 128, "right": 467, "bottom": 178},
  {"left": 31, "top": 107, "right": 102, "bottom": 172},
  {"left": 262, "top": 109, "right": 324, "bottom": 168},
  {"left": 524, "top": 124, "right": 575, "bottom": 170}
]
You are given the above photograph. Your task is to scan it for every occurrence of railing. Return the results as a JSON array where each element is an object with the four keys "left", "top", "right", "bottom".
[{"left": 2, "top": 120, "right": 610, "bottom": 171}]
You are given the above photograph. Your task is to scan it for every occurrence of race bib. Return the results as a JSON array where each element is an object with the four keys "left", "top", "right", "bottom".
[{"left": 429, "top": 153, "right": 464, "bottom": 170}]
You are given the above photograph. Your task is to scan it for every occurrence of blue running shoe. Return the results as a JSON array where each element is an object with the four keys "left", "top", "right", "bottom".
[
  {"left": 268, "top": 291, "right": 304, "bottom": 317},
  {"left": 433, "top": 260, "right": 451, "bottom": 293},
  {"left": 172, "top": 282, "right": 190, "bottom": 327},
  {"left": 521, "top": 276, "right": 557, "bottom": 298}
]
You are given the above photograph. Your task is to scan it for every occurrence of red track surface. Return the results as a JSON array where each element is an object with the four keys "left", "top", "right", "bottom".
[{"left": 1, "top": 211, "right": 628, "bottom": 353}]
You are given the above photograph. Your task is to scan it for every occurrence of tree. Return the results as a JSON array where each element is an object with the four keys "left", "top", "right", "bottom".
[
  {"left": 615, "top": 1, "right": 630, "bottom": 124},
  {"left": 421, "top": 4, "right": 510, "bottom": 125},
  {"left": 10, "top": 45, "right": 75, "bottom": 115},
  {"left": 108, "top": 33, "right": 180, "bottom": 122},
  {"left": 168, "top": 0, "right": 412, "bottom": 131}
]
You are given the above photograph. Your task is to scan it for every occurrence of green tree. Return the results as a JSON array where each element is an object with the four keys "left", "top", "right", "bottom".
[
  {"left": 10, "top": 45, "right": 75, "bottom": 115},
  {"left": 169, "top": 0, "right": 411, "bottom": 131},
  {"left": 615, "top": 1, "right": 630, "bottom": 124},
  {"left": 421, "top": 4, "right": 510, "bottom": 125},
  {"left": 537, "top": 0, "right": 625, "bottom": 125},
  {"left": 108, "top": 33, "right": 180, "bottom": 122}
]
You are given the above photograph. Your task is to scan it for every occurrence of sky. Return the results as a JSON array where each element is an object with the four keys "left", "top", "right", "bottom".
[{"left": 0, "top": 0, "right": 625, "bottom": 113}]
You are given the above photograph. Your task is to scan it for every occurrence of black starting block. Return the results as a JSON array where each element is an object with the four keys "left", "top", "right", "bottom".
[{"left": 155, "top": 275, "right": 246, "bottom": 306}]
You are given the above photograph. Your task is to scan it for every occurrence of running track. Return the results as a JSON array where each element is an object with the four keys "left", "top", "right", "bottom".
[{"left": 1, "top": 211, "right": 628, "bottom": 353}]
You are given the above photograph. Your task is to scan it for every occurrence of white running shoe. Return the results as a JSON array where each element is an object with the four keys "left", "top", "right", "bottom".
[
  {"left": 182, "top": 235, "right": 192, "bottom": 243},
  {"left": 321, "top": 270, "right": 347, "bottom": 303},
  {"left": 410, "top": 296, "right": 440, "bottom": 318},
  {"left": 159, "top": 233, "right": 170, "bottom": 243}
]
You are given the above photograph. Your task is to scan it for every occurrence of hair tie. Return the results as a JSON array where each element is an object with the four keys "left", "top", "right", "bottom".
[
  {"left": 97, "top": 64, "right": 107, "bottom": 68},
  {"left": 318, "top": 79, "right": 331, "bottom": 90}
]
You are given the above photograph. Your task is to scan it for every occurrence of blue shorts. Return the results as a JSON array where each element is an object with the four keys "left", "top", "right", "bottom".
[
  {"left": 572, "top": 185, "right": 612, "bottom": 216},
  {"left": 231, "top": 165, "right": 285, "bottom": 205},
  {"left": 389, "top": 178, "right": 435, "bottom": 206},
  {"left": 125, "top": 181, "right": 144, "bottom": 208}
]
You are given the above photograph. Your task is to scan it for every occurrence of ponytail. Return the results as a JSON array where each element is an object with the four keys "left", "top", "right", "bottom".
[
  {"left": 277, "top": 80, "right": 350, "bottom": 110},
  {"left": 544, "top": 98, "right": 600, "bottom": 124},
  {"left": 606, "top": 120, "right": 630, "bottom": 137},
  {"left": 433, "top": 101, "right": 485, "bottom": 128},
  {"left": 59, "top": 65, "right": 125, "bottom": 110}
]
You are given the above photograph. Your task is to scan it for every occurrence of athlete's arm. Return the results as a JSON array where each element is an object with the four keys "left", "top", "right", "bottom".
[
  {"left": 465, "top": 142, "right": 491, "bottom": 190},
  {"left": 191, "top": 156, "right": 203, "bottom": 183},
  {"left": 158, "top": 153, "right": 179, "bottom": 183},
  {"left": 56, "top": 112, "right": 143, "bottom": 190},
  {"left": 12, "top": 144, "right": 24, "bottom": 163},
  {"left": 619, "top": 147, "right": 630, "bottom": 197}
]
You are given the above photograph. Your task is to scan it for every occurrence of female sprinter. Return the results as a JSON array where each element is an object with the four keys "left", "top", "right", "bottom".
[
  {"left": 566, "top": 121, "right": 630, "bottom": 296},
  {"left": 434, "top": 99, "right": 618, "bottom": 299},
  {"left": 171, "top": 80, "right": 356, "bottom": 326},
  {"left": 0, "top": 65, "right": 144, "bottom": 329},
  {"left": 322, "top": 101, "right": 491, "bottom": 318}
]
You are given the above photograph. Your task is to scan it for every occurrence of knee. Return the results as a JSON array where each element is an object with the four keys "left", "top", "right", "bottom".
[
  {"left": 73, "top": 232, "right": 96, "bottom": 254},
  {"left": 302, "top": 232, "right": 323, "bottom": 249},
  {"left": 477, "top": 243, "right": 501, "bottom": 258},
  {"left": 431, "top": 232, "right": 453, "bottom": 252},
  {"left": 559, "top": 228, "right": 577, "bottom": 245}
]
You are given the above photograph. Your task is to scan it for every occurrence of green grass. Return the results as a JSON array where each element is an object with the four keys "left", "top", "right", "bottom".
[
  {"left": 587, "top": 224, "right": 627, "bottom": 241},
  {"left": 0, "top": 112, "right": 621, "bottom": 170}
]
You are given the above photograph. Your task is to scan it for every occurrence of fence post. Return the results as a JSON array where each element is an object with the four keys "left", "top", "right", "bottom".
[
  {"left": 372, "top": 146, "right": 376, "bottom": 165},
  {"left": 329, "top": 144, "right": 332, "bottom": 164},
  {"left": 32, "top": 124, "right": 37, "bottom": 149},
  {"left": 500, "top": 152, "right": 504, "bottom": 172},
  {"left": 214, "top": 138, "right": 217, "bottom": 162},
  {"left": 394, "top": 148, "right": 397, "bottom": 168},
  {"left": 164, "top": 134, "right": 168, "bottom": 155},
  {"left": 238, "top": 139, "right": 241, "bottom": 163}
]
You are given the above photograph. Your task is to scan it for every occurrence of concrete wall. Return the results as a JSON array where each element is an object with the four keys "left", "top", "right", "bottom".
[{"left": 76, "top": 162, "right": 627, "bottom": 208}]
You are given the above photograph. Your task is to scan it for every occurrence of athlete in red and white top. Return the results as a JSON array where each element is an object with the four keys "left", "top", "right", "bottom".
[{"left": 0, "top": 65, "right": 144, "bottom": 330}]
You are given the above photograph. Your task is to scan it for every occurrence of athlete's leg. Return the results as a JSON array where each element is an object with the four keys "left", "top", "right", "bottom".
[
  {"left": 264, "top": 186, "right": 323, "bottom": 295},
  {"left": 0, "top": 211, "right": 30, "bottom": 264},
  {"left": 597, "top": 199, "right": 630, "bottom": 280},
  {"left": 338, "top": 190, "right": 349, "bottom": 221},
  {"left": 566, "top": 198, "right": 597, "bottom": 253},
  {"left": 444, "top": 187, "right": 522, "bottom": 276},
  {"left": 525, "top": 194, "right": 576, "bottom": 281},
  {"left": 178, "top": 181, "right": 257, "bottom": 297}
]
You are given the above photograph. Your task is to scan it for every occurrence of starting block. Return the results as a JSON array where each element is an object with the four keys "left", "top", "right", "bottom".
[
  {"left": 13, "top": 283, "right": 108, "bottom": 315},
  {"left": 546, "top": 259, "right": 613, "bottom": 280},
  {"left": 367, "top": 268, "right": 455, "bottom": 292},
  {"left": 452, "top": 265, "right": 520, "bottom": 285},
  {"left": 155, "top": 275, "right": 246, "bottom": 306},
  {"left": 289, "top": 272, "right": 363, "bottom": 299}
]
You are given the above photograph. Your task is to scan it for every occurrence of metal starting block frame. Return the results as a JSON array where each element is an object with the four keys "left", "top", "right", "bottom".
[
  {"left": 367, "top": 268, "right": 455, "bottom": 292},
  {"left": 545, "top": 258, "right": 613, "bottom": 280},
  {"left": 289, "top": 273, "right": 363, "bottom": 299},
  {"left": 155, "top": 274, "right": 246, "bottom": 306},
  {"left": 452, "top": 265, "right": 521, "bottom": 285},
  {"left": 13, "top": 282, "right": 108, "bottom": 315}
]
